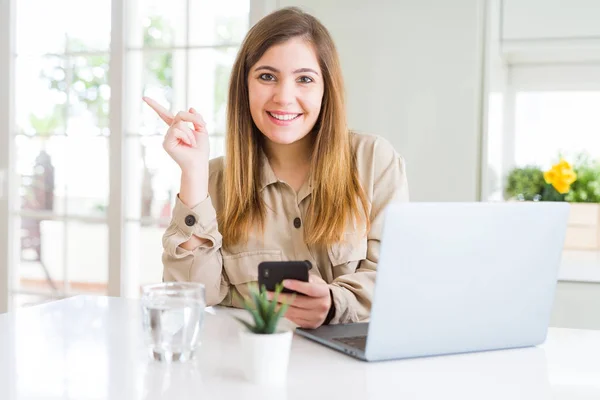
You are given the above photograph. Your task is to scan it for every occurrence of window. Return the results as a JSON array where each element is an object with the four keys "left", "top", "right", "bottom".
[
  {"left": 123, "top": 0, "right": 249, "bottom": 293},
  {"left": 4, "top": 0, "right": 250, "bottom": 310},
  {"left": 514, "top": 92, "right": 600, "bottom": 168},
  {"left": 13, "top": 0, "right": 112, "bottom": 307},
  {"left": 483, "top": 64, "right": 600, "bottom": 201}
]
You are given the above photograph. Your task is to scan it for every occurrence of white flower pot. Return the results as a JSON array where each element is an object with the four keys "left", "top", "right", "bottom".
[{"left": 238, "top": 329, "right": 293, "bottom": 386}]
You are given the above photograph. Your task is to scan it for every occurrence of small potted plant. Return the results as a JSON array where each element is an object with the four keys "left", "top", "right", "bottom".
[
  {"left": 505, "top": 155, "right": 600, "bottom": 250},
  {"left": 235, "top": 283, "right": 293, "bottom": 386}
]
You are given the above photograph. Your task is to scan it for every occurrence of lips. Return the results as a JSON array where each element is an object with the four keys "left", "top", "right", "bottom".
[{"left": 265, "top": 111, "right": 303, "bottom": 126}]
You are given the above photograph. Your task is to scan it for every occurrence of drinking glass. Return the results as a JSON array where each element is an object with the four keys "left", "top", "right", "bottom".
[{"left": 141, "top": 282, "right": 206, "bottom": 362}]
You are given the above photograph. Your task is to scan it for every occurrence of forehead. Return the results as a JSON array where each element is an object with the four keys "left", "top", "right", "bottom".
[{"left": 255, "top": 37, "right": 321, "bottom": 72}]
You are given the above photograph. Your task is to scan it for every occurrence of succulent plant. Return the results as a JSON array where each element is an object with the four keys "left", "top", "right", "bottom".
[{"left": 235, "top": 283, "right": 292, "bottom": 334}]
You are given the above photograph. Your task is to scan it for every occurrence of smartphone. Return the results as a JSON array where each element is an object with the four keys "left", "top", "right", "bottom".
[{"left": 258, "top": 260, "right": 311, "bottom": 294}]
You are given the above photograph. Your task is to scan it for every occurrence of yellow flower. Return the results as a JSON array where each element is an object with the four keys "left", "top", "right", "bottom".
[{"left": 543, "top": 159, "right": 577, "bottom": 194}]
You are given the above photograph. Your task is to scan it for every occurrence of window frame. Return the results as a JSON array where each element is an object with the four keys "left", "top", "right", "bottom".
[
  {"left": 0, "top": 0, "right": 254, "bottom": 312},
  {"left": 483, "top": 61, "right": 600, "bottom": 202},
  {"left": 0, "top": 0, "right": 17, "bottom": 313}
]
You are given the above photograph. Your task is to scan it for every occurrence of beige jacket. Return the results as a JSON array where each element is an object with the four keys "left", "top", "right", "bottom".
[{"left": 162, "top": 132, "right": 409, "bottom": 324}]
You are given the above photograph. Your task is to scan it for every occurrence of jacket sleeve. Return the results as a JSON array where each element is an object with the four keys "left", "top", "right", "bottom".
[
  {"left": 161, "top": 194, "right": 230, "bottom": 306},
  {"left": 328, "top": 138, "right": 409, "bottom": 324}
]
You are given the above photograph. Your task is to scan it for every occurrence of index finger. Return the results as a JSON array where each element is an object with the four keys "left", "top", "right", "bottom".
[
  {"left": 142, "top": 96, "right": 174, "bottom": 125},
  {"left": 282, "top": 279, "right": 329, "bottom": 298}
]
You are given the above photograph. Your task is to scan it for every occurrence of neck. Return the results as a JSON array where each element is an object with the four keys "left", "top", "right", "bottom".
[{"left": 263, "top": 133, "right": 314, "bottom": 170}]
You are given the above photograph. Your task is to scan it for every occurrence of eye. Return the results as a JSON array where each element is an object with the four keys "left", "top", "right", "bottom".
[
  {"left": 259, "top": 73, "right": 276, "bottom": 81},
  {"left": 297, "top": 76, "right": 313, "bottom": 84}
]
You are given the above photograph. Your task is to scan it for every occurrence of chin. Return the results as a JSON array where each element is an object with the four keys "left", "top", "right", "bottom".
[{"left": 263, "top": 130, "right": 308, "bottom": 146}]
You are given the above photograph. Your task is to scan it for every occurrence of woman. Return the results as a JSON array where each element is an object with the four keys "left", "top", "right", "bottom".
[{"left": 144, "top": 7, "right": 409, "bottom": 329}]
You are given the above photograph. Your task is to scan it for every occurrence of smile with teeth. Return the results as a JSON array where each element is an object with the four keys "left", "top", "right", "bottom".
[{"left": 267, "top": 112, "right": 302, "bottom": 121}]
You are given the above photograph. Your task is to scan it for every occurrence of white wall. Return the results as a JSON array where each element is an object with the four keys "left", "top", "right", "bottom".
[
  {"left": 501, "top": 0, "right": 600, "bottom": 63},
  {"left": 252, "top": 0, "right": 487, "bottom": 201},
  {"left": 502, "top": 0, "right": 600, "bottom": 41}
]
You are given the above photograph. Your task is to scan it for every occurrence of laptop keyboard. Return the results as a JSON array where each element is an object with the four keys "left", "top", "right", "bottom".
[{"left": 333, "top": 335, "right": 367, "bottom": 351}]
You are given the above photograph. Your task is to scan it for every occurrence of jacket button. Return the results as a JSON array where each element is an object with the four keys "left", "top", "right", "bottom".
[
  {"left": 293, "top": 217, "right": 302, "bottom": 229},
  {"left": 185, "top": 215, "right": 196, "bottom": 227}
]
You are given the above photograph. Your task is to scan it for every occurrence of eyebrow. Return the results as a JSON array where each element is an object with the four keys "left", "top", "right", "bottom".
[{"left": 254, "top": 65, "right": 320, "bottom": 76}]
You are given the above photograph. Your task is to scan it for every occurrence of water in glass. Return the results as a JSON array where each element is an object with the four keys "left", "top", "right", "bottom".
[{"left": 141, "top": 282, "right": 205, "bottom": 362}]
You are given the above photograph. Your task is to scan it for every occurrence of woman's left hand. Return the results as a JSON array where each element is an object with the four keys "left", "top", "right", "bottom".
[{"left": 268, "top": 275, "right": 332, "bottom": 329}]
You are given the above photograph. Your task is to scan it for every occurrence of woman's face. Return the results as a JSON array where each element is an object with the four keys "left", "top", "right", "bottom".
[{"left": 248, "top": 37, "right": 325, "bottom": 146}]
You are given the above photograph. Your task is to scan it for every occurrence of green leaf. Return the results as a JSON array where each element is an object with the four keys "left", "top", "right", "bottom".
[
  {"left": 243, "top": 300, "right": 266, "bottom": 332},
  {"left": 236, "top": 291, "right": 266, "bottom": 332},
  {"left": 264, "top": 285, "right": 294, "bottom": 334},
  {"left": 566, "top": 155, "right": 600, "bottom": 203},
  {"left": 260, "top": 285, "right": 270, "bottom": 314},
  {"left": 234, "top": 317, "right": 257, "bottom": 333},
  {"left": 541, "top": 183, "right": 566, "bottom": 202},
  {"left": 504, "top": 165, "right": 545, "bottom": 201},
  {"left": 264, "top": 287, "right": 282, "bottom": 334},
  {"left": 251, "top": 289, "right": 268, "bottom": 322},
  {"left": 232, "top": 282, "right": 294, "bottom": 334},
  {"left": 266, "top": 303, "right": 290, "bottom": 334},
  {"left": 265, "top": 285, "right": 279, "bottom": 322}
]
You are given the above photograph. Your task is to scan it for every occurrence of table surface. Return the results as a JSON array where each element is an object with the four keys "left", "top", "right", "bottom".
[{"left": 1, "top": 295, "right": 599, "bottom": 400}]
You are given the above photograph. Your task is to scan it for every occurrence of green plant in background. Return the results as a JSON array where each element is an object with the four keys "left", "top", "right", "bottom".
[
  {"left": 540, "top": 182, "right": 566, "bottom": 202},
  {"left": 143, "top": 16, "right": 174, "bottom": 88},
  {"left": 565, "top": 154, "right": 600, "bottom": 203},
  {"left": 505, "top": 153, "right": 600, "bottom": 203},
  {"left": 29, "top": 106, "right": 62, "bottom": 136},
  {"left": 36, "top": 17, "right": 174, "bottom": 216},
  {"left": 235, "top": 283, "right": 291, "bottom": 334},
  {"left": 505, "top": 165, "right": 546, "bottom": 201},
  {"left": 41, "top": 37, "right": 110, "bottom": 130}
]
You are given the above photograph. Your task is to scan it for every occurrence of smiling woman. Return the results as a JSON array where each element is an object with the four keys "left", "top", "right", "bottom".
[
  {"left": 145, "top": 7, "right": 410, "bottom": 329},
  {"left": 248, "top": 38, "right": 325, "bottom": 146}
]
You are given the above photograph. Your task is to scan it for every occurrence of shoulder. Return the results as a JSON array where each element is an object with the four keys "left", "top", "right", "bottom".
[
  {"left": 350, "top": 131, "right": 404, "bottom": 174},
  {"left": 350, "top": 132, "right": 409, "bottom": 203}
]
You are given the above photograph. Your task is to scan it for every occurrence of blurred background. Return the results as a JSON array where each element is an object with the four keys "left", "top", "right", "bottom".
[
  {"left": 0, "top": 0, "right": 247, "bottom": 308},
  {"left": 1, "top": 0, "right": 599, "bottom": 329}
]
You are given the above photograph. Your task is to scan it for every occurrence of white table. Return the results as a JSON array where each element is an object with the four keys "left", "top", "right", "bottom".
[{"left": 1, "top": 296, "right": 599, "bottom": 400}]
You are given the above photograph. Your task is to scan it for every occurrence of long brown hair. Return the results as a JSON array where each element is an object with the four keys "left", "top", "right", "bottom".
[{"left": 221, "top": 7, "right": 370, "bottom": 247}]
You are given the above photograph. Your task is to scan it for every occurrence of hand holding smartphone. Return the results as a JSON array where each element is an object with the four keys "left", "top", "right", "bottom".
[{"left": 258, "top": 260, "right": 312, "bottom": 293}]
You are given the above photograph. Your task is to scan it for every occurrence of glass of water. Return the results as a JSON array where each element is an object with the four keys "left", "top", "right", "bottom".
[{"left": 141, "top": 282, "right": 206, "bottom": 362}]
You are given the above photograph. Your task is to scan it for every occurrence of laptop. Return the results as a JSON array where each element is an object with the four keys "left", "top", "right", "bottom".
[{"left": 295, "top": 202, "right": 570, "bottom": 362}]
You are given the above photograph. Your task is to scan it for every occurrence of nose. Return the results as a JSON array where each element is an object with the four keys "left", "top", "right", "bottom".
[{"left": 272, "top": 80, "right": 295, "bottom": 106}]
